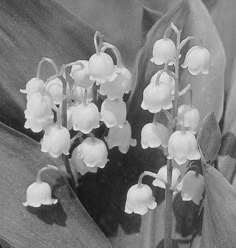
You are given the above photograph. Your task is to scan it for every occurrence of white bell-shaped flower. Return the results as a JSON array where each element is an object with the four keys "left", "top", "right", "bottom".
[
  {"left": 152, "top": 165, "right": 181, "bottom": 189},
  {"left": 71, "top": 86, "right": 93, "bottom": 104},
  {"left": 71, "top": 102, "right": 100, "bottom": 134},
  {"left": 77, "top": 137, "right": 108, "bottom": 168},
  {"left": 182, "top": 46, "right": 210, "bottom": 75},
  {"left": 125, "top": 184, "right": 157, "bottom": 215},
  {"left": 99, "top": 66, "right": 132, "bottom": 100},
  {"left": 168, "top": 130, "right": 201, "bottom": 165},
  {"left": 41, "top": 123, "right": 70, "bottom": 158},
  {"left": 24, "top": 92, "right": 53, "bottom": 133},
  {"left": 20, "top": 77, "right": 44, "bottom": 99},
  {"left": 71, "top": 146, "right": 98, "bottom": 175},
  {"left": 105, "top": 121, "right": 137, "bottom": 154},
  {"left": 70, "top": 60, "right": 94, "bottom": 89},
  {"left": 141, "top": 80, "right": 173, "bottom": 113},
  {"left": 101, "top": 98, "right": 126, "bottom": 128},
  {"left": 23, "top": 181, "right": 57, "bottom": 207},
  {"left": 141, "top": 122, "right": 169, "bottom": 149},
  {"left": 88, "top": 52, "right": 118, "bottom": 84},
  {"left": 177, "top": 171, "right": 204, "bottom": 205},
  {"left": 151, "top": 38, "right": 176, "bottom": 65},
  {"left": 178, "top": 105, "right": 200, "bottom": 134}
]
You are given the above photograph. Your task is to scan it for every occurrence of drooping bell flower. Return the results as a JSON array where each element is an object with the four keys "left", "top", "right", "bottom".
[
  {"left": 77, "top": 137, "right": 109, "bottom": 168},
  {"left": 168, "top": 130, "right": 201, "bottom": 165},
  {"left": 99, "top": 66, "right": 132, "bottom": 100},
  {"left": 71, "top": 102, "right": 100, "bottom": 134},
  {"left": 101, "top": 98, "right": 126, "bottom": 128},
  {"left": 141, "top": 79, "right": 173, "bottom": 113},
  {"left": 125, "top": 184, "right": 157, "bottom": 215},
  {"left": 71, "top": 146, "right": 98, "bottom": 175},
  {"left": 178, "top": 105, "right": 200, "bottom": 134},
  {"left": 23, "top": 181, "right": 57, "bottom": 207},
  {"left": 70, "top": 60, "right": 94, "bottom": 89},
  {"left": 105, "top": 121, "right": 137, "bottom": 154},
  {"left": 71, "top": 86, "right": 93, "bottom": 104},
  {"left": 24, "top": 92, "right": 53, "bottom": 133},
  {"left": 151, "top": 38, "right": 176, "bottom": 65},
  {"left": 141, "top": 122, "right": 169, "bottom": 149},
  {"left": 20, "top": 77, "right": 44, "bottom": 99},
  {"left": 88, "top": 52, "right": 118, "bottom": 84},
  {"left": 41, "top": 123, "right": 70, "bottom": 158},
  {"left": 182, "top": 46, "right": 210, "bottom": 75},
  {"left": 177, "top": 170, "right": 205, "bottom": 205},
  {"left": 152, "top": 165, "right": 181, "bottom": 189}
]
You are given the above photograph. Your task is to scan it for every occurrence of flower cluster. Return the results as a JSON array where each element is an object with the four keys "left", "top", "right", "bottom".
[{"left": 125, "top": 23, "right": 209, "bottom": 215}]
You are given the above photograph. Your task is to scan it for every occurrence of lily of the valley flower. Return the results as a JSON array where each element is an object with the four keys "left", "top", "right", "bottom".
[
  {"left": 141, "top": 122, "right": 169, "bottom": 149},
  {"left": 101, "top": 98, "right": 126, "bottom": 128},
  {"left": 182, "top": 46, "right": 210, "bottom": 75},
  {"left": 76, "top": 137, "right": 109, "bottom": 168},
  {"left": 151, "top": 38, "right": 176, "bottom": 65},
  {"left": 168, "top": 130, "right": 201, "bottom": 165},
  {"left": 125, "top": 184, "right": 157, "bottom": 215},
  {"left": 88, "top": 52, "right": 117, "bottom": 84},
  {"left": 105, "top": 121, "right": 137, "bottom": 154},
  {"left": 41, "top": 124, "right": 70, "bottom": 158},
  {"left": 20, "top": 77, "right": 44, "bottom": 99}
]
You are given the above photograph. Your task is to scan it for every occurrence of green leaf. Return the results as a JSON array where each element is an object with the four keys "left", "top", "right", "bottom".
[
  {"left": 197, "top": 112, "right": 221, "bottom": 163},
  {"left": 0, "top": 122, "right": 111, "bottom": 248},
  {"left": 201, "top": 165, "right": 236, "bottom": 248}
]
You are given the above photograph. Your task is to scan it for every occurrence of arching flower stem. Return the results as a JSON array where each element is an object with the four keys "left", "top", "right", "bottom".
[
  {"left": 36, "top": 57, "right": 59, "bottom": 79},
  {"left": 101, "top": 42, "right": 122, "bottom": 68},
  {"left": 36, "top": 165, "right": 59, "bottom": 183},
  {"left": 137, "top": 171, "right": 167, "bottom": 188}
]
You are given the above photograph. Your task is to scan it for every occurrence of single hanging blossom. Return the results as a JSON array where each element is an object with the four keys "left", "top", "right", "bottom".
[
  {"left": 182, "top": 46, "right": 210, "bottom": 75},
  {"left": 151, "top": 38, "right": 176, "bottom": 65},
  {"left": 70, "top": 60, "right": 94, "bottom": 89},
  {"left": 24, "top": 92, "right": 53, "bottom": 133},
  {"left": 76, "top": 137, "right": 109, "bottom": 168},
  {"left": 71, "top": 146, "right": 98, "bottom": 175},
  {"left": 141, "top": 79, "right": 173, "bottom": 113},
  {"left": 141, "top": 122, "right": 169, "bottom": 149},
  {"left": 177, "top": 170, "right": 204, "bottom": 205},
  {"left": 101, "top": 98, "right": 126, "bottom": 128},
  {"left": 168, "top": 130, "right": 201, "bottom": 165},
  {"left": 178, "top": 105, "right": 200, "bottom": 134},
  {"left": 71, "top": 102, "right": 100, "bottom": 134},
  {"left": 20, "top": 77, "right": 44, "bottom": 99},
  {"left": 105, "top": 121, "right": 137, "bottom": 154},
  {"left": 23, "top": 181, "right": 57, "bottom": 207},
  {"left": 71, "top": 86, "right": 93, "bottom": 104},
  {"left": 88, "top": 52, "right": 118, "bottom": 84},
  {"left": 99, "top": 66, "right": 132, "bottom": 100},
  {"left": 41, "top": 123, "right": 70, "bottom": 158},
  {"left": 152, "top": 165, "right": 181, "bottom": 189},
  {"left": 125, "top": 184, "right": 157, "bottom": 215}
]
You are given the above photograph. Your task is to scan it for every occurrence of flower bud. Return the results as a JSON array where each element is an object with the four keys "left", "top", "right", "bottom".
[
  {"left": 141, "top": 122, "right": 169, "bottom": 149},
  {"left": 152, "top": 165, "right": 180, "bottom": 189},
  {"left": 20, "top": 77, "right": 44, "bottom": 99},
  {"left": 23, "top": 181, "right": 57, "bottom": 207},
  {"left": 41, "top": 124, "right": 70, "bottom": 158},
  {"left": 99, "top": 66, "right": 132, "bottom": 100},
  {"left": 71, "top": 86, "right": 93, "bottom": 104},
  {"left": 151, "top": 38, "right": 176, "bottom": 65},
  {"left": 182, "top": 46, "right": 210, "bottom": 75},
  {"left": 105, "top": 121, "right": 137, "bottom": 154},
  {"left": 168, "top": 130, "right": 201, "bottom": 165},
  {"left": 77, "top": 137, "right": 108, "bottom": 168},
  {"left": 24, "top": 92, "right": 53, "bottom": 133},
  {"left": 70, "top": 60, "right": 94, "bottom": 88},
  {"left": 178, "top": 105, "right": 200, "bottom": 134},
  {"left": 101, "top": 98, "right": 126, "bottom": 128},
  {"left": 125, "top": 184, "right": 157, "bottom": 215},
  {"left": 177, "top": 171, "right": 204, "bottom": 205},
  {"left": 88, "top": 52, "right": 117, "bottom": 84},
  {"left": 71, "top": 102, "right": 100, "bottom": 134},
  {"left": 141, "top": 80, "right": 173, "bottom": 113}
]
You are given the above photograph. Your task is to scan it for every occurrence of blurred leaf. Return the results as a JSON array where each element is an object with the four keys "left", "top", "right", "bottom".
[
  {"left": 197, "top": 112, "right": 221, "bottom": 163},
  {"left": 0, "top": 0, "right": 94, "bottom": 139},
  {"left": 0, "top": 121, "right": 111, "bottom": 248},
  {"left": 201, "top": 165, "right": 236, "bottom": 248}
]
